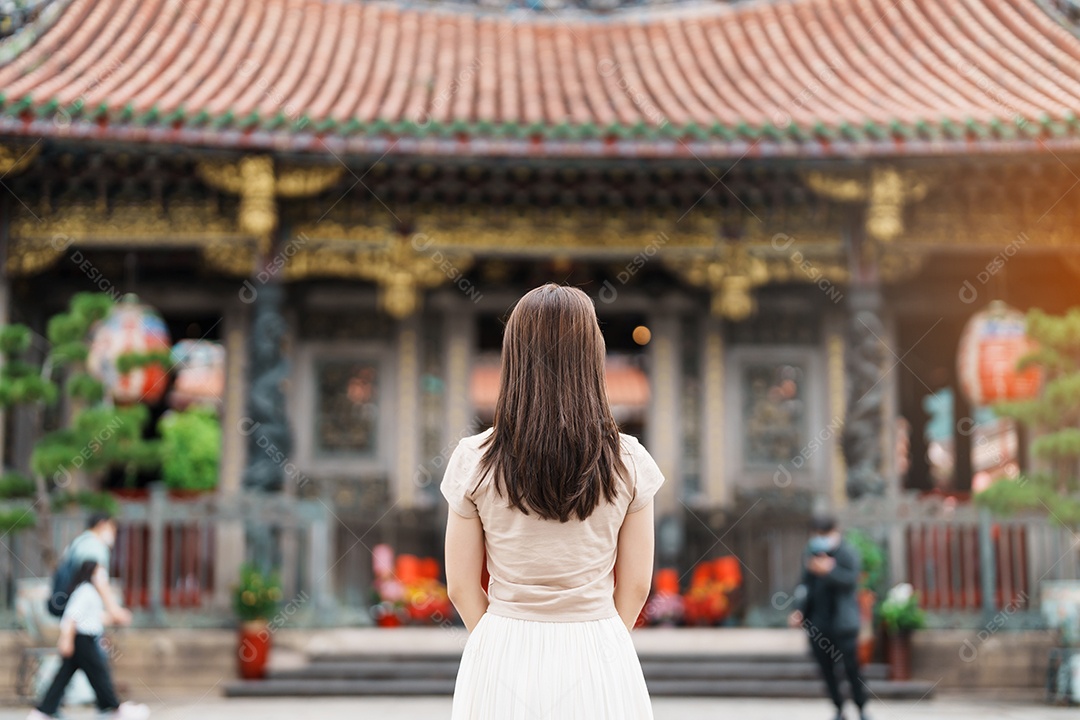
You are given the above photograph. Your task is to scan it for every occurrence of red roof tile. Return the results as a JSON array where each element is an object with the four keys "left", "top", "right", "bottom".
[{"left": 1, "top": 0, "right": 1079, "bottom": 158}]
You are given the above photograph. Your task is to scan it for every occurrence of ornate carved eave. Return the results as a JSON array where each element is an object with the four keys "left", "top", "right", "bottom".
[
  {"left": 195, "top": 156, "right": 344, "bottom": 253},
  {"left": 803, "top": 165, "right": 930, "bottom": 244},
  {"left": 5, "top": 201, "right": 252, "bottom": 277}
]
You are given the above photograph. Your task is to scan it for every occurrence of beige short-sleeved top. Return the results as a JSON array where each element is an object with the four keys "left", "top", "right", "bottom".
[{"left": 440, "top": 428, "right": 665, "bottom": 622}]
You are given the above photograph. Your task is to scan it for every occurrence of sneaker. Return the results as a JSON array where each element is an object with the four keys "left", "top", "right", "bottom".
[
  {"left": 118, "top": 703, "right": 151, "bottom": 720},
  {"left": 99, "top": 703, "right": 150, "bottom": 720},
  {"left": 26, "top": 711, "right": 54, "bottom": 720}
]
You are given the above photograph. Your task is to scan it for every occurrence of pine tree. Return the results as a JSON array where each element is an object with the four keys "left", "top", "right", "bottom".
[
  {"left": 0, "top": 292, "right": 162, "bottom": 562},
  {"left": 976, "top": 308, "right": 1080, "bottom": 527}
]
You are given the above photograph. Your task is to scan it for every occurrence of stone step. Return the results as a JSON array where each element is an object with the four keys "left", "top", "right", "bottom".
[
  {"left": 271, "top": 659, "right": 890, "bottom": 682},
  {"left": 307, "top": 651, "right": 830, "bottom": 665},
  {"left": 223, "top": 676, "right": 934, "bottom": 699}
]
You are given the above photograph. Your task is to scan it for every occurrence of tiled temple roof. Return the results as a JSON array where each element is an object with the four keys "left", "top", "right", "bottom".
[{"left": 1, "top": 0, "right": 1080, "bottom": 159}]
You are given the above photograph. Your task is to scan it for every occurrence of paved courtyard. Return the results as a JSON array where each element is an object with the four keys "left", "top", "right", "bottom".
[{"left": 0, "top": 696, "right": 1075, "bottom": 719}]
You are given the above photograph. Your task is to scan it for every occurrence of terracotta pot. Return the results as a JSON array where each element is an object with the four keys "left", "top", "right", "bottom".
[
  {"left": 167, "top": 488, "right": 211, "bottom": 500},
  {"left": 857, "top": 589, "right": 877, "bottom": 665},
  {"left": 886, "top": 629, "right": 913, "bottom": 680},
  {"left": 110, "top": 487, "right": 150, "bottom": 501},
  {"left": 237, "top": 619, "right": 271, "bottom": 679}
]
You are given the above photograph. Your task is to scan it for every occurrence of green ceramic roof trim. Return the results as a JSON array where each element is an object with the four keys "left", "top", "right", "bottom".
[{"left": 0, "top": 94, "right": 1076, "bottom": 148}]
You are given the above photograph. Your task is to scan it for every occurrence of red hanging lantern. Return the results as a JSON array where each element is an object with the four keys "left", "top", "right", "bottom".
[
  {"left": 87, "top": 294, "right": 172, "bottom": 405},
  {"left": 957, "top": 301, "right": 1042, "bottom": 406}
]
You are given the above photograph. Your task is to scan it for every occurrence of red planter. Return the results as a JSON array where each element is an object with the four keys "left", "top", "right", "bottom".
[
  {"left": 857, "top": 589, "right": 877, "bottom": 665},
  {"left": 237, "top": 620, "right": 271, "bottom": 679},
  {"left": 886, "top": 630, "right": 913, "bottom": 680},
  {"left": 110, "top": 488, "right": 150, "bottom": 501}
]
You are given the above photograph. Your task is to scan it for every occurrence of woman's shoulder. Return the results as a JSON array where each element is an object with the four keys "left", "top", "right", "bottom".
[
  {"left": 617, "top": 432, "right": 648, "bottom": 458},
  {"left": 455, "top": 427, "right": 494, "bottom": 455}
]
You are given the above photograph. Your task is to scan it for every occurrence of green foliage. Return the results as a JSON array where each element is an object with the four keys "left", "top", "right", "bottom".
[
  {"left": 158, "top": 407, "right": 221, "bottom": 492},
  {"left": 50, "top": 490, "right": 120, "bottom": 515},
  {"left": 233, "top": 563, "right": 283, "bottom": 622},
  {"left": 0, "top": 373, "right": 57, "bottom": 406},
  {"left": 69, "top": 292, "right": 114, "bottom": 326},
  {"left": 979, "top": 307, "right": 1080, "bottom": 527},
  {"left": 31, "top": 404, "right": 162, "bottom": 486},
  {"left": 49, "top": 341, "right": 89, "bottom": 366},
  {"left": 0, "top": 472, "right": 36, "bottom": 499},
  {"left": 0, "top": 325, "right": 30, "bottom": 355},
  {"left": 846, "top": 529, "right": 886, "bottom": 591},
  {"left": 115, "top": 349, "right": 171, "bottom": 375},
  {"left": 879, "top": 584, "right": 926, "bottom": 634},
  {"left": 0, "top": 505, "right": 37, "bottom": 533},
  {"left": 66, "top": 372, "right": 105, "bottom": 404},
  {"left": 46, "top": 313, "right": 86, "bottom": 347}
]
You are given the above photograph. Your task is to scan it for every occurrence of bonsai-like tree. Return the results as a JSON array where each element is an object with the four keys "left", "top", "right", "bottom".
[
  {"left": 0, "top": 292, "right": 163, "bottom": 564},
  {"left": 976, "top": 307, "right": 1080, "bottom": 527}
]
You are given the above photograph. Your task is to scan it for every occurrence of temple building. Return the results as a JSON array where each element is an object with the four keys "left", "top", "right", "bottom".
[{"left": 2, "top": 0, "right": 1080, "bottom": 616}]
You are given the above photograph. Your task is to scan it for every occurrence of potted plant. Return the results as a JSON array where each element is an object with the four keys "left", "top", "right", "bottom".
[
  {"left": 232, "top": 563, "right": 282, "bottom": 679},
  {"left": 158, "top": 406, "right": 221, "bottom": 497},
  {"left": 644, "top": 568, "right": 684, "bottom": 627},
  {"left": 370, "top": 544, "right": 406, "bottom": 627},
  {"left": 879, "top": 582, "right": 926, "bottom": 680},
  {"left": 846, "top": 529, "right": 886, "bottom": 664}
]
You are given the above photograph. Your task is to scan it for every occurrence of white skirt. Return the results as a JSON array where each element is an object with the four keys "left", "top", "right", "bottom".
[{"left": 450, "top": 612, "right": 654, "bottom": 720}]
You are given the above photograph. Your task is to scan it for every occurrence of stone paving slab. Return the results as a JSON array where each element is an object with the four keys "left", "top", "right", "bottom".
[{"left": 1, "top": 696, "right": 1075, "bottom": 720}]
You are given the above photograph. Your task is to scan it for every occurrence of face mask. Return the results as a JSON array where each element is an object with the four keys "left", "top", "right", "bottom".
[{"left": 808, "top": 535, "right": 834, "bottom": 554}]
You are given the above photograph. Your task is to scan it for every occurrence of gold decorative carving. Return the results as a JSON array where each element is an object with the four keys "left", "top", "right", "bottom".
[
  {"left": 667, "top": 245, "right": 769, "bottom": 321},
  {"left": 802, "top": 166, "right": 930, "bottom": 245},
  {"left": 803, "top": 171, "right": 866, "bottom": 202},
  {"left": 203, "top": 240, "right": 258, "bottom": 277},
  {"left": 6, "top": 201, "right": 253, "bottom": 277},
  {"left": 196, "top": 156, "right": 344, "bottom": 253},
  {"left": 275, "top": 165, "right": 346, "bottom": 198},
  {"left": 866, "top": 166, "right": 927, "bottom": 245},
  {"left": 665, "top": 242, "right": 849, "bottom": 320},
  {"left": 237, "top": 156, "right": 276, "bottom": 245},
  {"left": 0, "top": 142, "right": 41, "bottom": 176},
  {"left": 6, "top": 243, "right": 64, "bottom": 275},
  {"left": 286, "top": 237, "right": 474, "bottom": 318}
]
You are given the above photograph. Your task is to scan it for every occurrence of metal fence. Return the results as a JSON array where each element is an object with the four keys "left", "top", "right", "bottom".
[
  {"left": 680, "top": 494, "right": 1080, "bottom": 625},
  {"left": 841, "top": 495, "right": 1080, "bottom": 616},
  {"left": 0, "top": 485, "right": 334, "bottom": 627}
]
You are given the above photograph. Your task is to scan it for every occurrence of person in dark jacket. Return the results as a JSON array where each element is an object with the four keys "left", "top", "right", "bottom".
[{"left": 788, "top": 514, "right": 869, "bottom": 720}]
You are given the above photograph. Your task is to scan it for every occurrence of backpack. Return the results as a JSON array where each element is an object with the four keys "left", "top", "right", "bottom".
[
  {"left": 47, "top": 553, "right": 77, "bottom": 617},
  {"left": 47, "top": 534, "right": 92, "bottom": 617}
]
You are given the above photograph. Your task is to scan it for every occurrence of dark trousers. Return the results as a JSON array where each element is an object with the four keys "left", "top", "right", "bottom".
[
  {"left": 809, "top": 631, "right": 868, "bottom": 711},
  {"left": 37, "top": 634, "right": 120, "bottom": 715}
]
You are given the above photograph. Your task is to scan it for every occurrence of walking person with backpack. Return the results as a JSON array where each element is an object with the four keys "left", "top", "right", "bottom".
[
  {"left": 30, "top": 512, "right": 143, "bottom": 719},
  {"left": 29, "top": 559, "right": 150, "bottom": 719}
]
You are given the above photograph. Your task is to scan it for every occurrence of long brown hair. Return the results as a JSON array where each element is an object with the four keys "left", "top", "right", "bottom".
[{"left": 477, "top": 284, "right": 627, "bottom": 522}]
